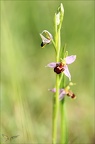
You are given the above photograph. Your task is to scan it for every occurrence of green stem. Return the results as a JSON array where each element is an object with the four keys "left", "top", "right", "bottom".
[
  {"left": 52, "top": 74, "right": 60, "bottom": 144},
  {"left": 60, "top": 57, "right": 68, "bottom": 144},
  {"left": 60, "top": 99, "right": 67, "bottom": 144},
  {"left": 52, "top": 14, "right": 61, "bottom": 144}
]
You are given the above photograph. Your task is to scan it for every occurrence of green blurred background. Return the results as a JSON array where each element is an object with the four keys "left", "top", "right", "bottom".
[{"left": 1, "top": 0, "right": 94, "bottom": 143}]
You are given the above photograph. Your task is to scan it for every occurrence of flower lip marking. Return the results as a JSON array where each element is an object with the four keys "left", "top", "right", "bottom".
[{"left": 54, "top": 62, "right": 64, "bottom": 74}]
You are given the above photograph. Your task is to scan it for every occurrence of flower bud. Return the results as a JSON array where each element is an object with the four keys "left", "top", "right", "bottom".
[{"left": 55, "top": 3, "right": 64, "bottom": 26}]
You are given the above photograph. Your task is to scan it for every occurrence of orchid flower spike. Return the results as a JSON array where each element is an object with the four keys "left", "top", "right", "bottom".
[
  {"left": 46, "top": 55, "right": 76, "bottom": 81},
  {"left": 40, "top": 30, "right": 53, "bottom": 48}
]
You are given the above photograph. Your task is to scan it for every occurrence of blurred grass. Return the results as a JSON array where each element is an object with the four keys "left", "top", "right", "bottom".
[{"left": 1, "top": 0, "right": 94, "bottom": 143}]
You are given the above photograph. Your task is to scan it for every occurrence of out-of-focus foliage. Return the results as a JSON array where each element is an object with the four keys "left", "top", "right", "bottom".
[{"left": 1, "top": 1, "right": 94, "bottom": 143}]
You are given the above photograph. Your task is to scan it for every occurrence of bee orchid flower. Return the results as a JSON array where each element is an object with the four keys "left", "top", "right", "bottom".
[
  {"left": 49, "top": 87, "right": 76, "bottom": 100},
  {"left": 46, "top": 55, "right": 76, "bottom": 81},
  {"left": 40, "top": 30, "right": 53, "bottom": 48}
]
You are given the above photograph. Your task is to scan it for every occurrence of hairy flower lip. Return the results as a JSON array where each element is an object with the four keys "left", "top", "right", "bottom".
[
  {"left": 46, "top": 55, "right": 76, "bottom": 81},
  {"left": 54, "top": 62, "right": 65, "bottom": 74}
]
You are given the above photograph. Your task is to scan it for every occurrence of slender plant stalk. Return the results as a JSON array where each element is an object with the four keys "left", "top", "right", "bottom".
[
  {"left": 52, "top": 3, "right": 67, "bottom": 144},
  {"left": 60, "top": 99, "right": 66, "bottom": 143},
  {"left": 52, "top": 74, "right": 59, "bottom": 144},
  {"left": 60, "top": 45, "right": 67, "bottom": 144},
  {"left": 52, "top": 11, "right": 61, "bottom": 144}
]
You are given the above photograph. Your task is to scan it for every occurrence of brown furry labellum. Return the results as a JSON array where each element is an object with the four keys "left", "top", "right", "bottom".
[
  {"left": 54, "top": 63, "right": 64, "bottom": 74},
  {"left": 67, "top": 91, "right": 76, "bottom": 99}
]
